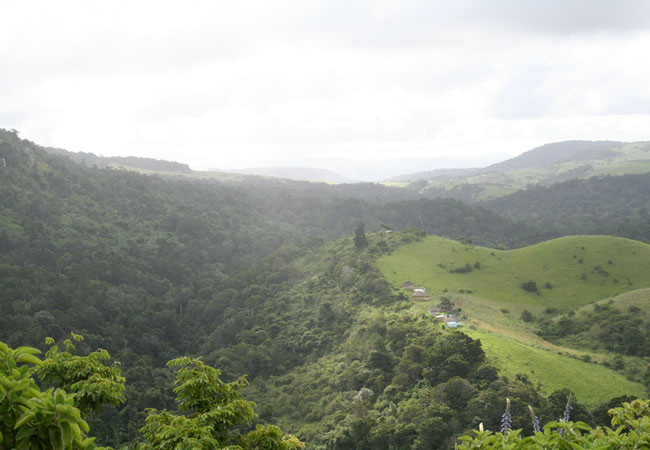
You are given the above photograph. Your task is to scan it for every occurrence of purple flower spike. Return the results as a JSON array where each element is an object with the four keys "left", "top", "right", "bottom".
[
  {"left": 558, "top": 393, "right": 572, "bottom": 438},
  {"left": 561, "top": 394, "right": 573, "bottom": 422},
  {"left": 528, "top": 405, "right": 541, "bottom": 433},
  {"left": 500, "top": 398, "right": 512, "bottom": 434}
]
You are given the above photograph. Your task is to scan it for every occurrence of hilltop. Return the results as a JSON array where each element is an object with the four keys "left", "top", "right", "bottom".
[
  {"left": 392, "top": 140, "right": 650, "bottom": 203},
  {"left": 33, "top": 132, "right": 650, "bottom": 247},
  {"left": 224, "top": 166, "right": 357, "bottom": 183},
  {"left": 378, "top": 235, "right": 650, "bottom": 309},
  {"left": 482, "top": 140, "right": 625, "bottom": 172},
  {"left": 44, "top": 146, "right": 193, "bottom": 173}
]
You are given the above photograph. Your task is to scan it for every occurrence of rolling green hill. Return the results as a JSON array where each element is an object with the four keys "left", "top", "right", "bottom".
[
  {"left": 537, "top": 289, "right": 650, "bottom": 359},
  {"left": 577, "top": 288, "right": 650, "bottom": 318},
  {"left": 377, "top": 235, "right": 650, "bottom": 408},
  {"left": 378, "top": 235, "right": 650, "bottom": 309},
  {"left": 465, "top": 329, "right": 646, "bottom": 408},
  {"left": 404, "top": 141, "right": 650, "bottom": 202},
  {"left": 483, "top": 140, "right": 625, "bottom": 172}
]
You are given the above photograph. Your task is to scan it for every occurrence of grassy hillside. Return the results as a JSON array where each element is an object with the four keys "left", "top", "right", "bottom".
[
  {"left": 465, "top": 329, "right": 646, "bottom": 408},
  {"left": 378, "top": 235, "right": 650, "bottom": 309},
  {"left": 576, "top": 288, "right": 650, "bottom": 317},
  {"left": 483, "top": 140, "right": 625, "bottom": 173},
  {"left": 377, "top": 235, "right": 650, "bottom": 408},
  {"left": 538, "top": 289, "right": 650, "bottom": 360},
  {"left": 408, "top": 141, "right": 650, "bottom": 202}
]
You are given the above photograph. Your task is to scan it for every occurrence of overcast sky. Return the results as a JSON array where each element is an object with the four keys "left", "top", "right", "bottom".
[{"left": 2, "top": 0, "right": 650, "bottom": 178}]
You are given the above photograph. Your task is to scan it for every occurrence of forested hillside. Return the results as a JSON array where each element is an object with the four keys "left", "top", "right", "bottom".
[
  {"left": 485, "top": 174, "right": 650, "bottom": 243},
  {"left": 0, "top": 129, "right": 528, "bottom": 446},
  {"left": 2, "top": 128, "right": 649, "bottom": 448}
]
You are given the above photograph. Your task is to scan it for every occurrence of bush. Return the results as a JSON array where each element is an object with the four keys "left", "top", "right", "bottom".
[
  {"left": 450, "top": 263, "right": 472, "bottom": 274},
  {"left": 457, "top": 399, "right": 650, "bottom": 449},
  {"left": 520, "top": 310, "right": 534, "bottom": 322},
  {"left": 521, "top": 281, "right": 538, "bottom": 292}
]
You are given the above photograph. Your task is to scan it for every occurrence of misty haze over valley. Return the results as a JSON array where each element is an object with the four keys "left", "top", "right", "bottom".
[{"left": 2, "top": 2, "right": 650, "bottom": 449}]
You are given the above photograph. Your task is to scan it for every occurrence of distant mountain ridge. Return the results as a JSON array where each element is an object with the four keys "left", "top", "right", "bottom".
[
  {"left": 482, "top": 140, "right": 625, "bottom": 173},
  {"left": 389, "top": 140, "right": 650, "bottom": 203},
  {"left": 223, "top": 166, "right": 358, "bottom": 183},
  {"left": 386, "top": 167, "right": 483, "bottom": 182},
  {"left": 36, "top": 136, "right": 650, "bottom": 195},
  {"left": 390, "top": 140, "right": 629, "bottom": 181},
  {"left": 44, "top": 147, "right": 192, "bottom": 173}
]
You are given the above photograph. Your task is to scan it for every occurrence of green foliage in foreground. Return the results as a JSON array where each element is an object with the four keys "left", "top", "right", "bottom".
[
  {"left": 137, "top": 357, "right": 303, "bottom": 450},
  {"left": 457, "top": 399, "right": 650, "bottom": 449},
  {"left": 0, "top": 339, "right": 111, "bottom": 450},
  {"left": 1, "top": 337, "right": 303, "bottom": 450}
]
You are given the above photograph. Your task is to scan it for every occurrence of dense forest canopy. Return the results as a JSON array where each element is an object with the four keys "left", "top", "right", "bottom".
[{"left": 2, "top": 128, "right": 649, "bottom": 448}]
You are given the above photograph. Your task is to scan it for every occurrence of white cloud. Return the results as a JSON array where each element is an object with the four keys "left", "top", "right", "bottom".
[{"left": 1, "top": 0, "right": 649, "bottom": 176}]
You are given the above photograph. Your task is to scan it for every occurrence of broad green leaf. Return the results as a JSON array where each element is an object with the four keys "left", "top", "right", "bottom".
[
  {"left": 49, "top": 425, "right": 64, "bottom": 450},
  {"left": 13, "top": 346, "right": 42, "bottom": 356},
  {"left": 60, "top": 421, "right": 72, "bottom": 448},
  {"left": 14, "top": 411, "right": 35, "bottom": 428},
  {"left": 15, "top": 424, "right": 35, "bottom": 441},
  {"left": 15, "top": 353, "right": 42, "bottom": 366}
]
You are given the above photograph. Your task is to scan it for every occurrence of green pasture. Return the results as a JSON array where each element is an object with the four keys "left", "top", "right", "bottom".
[
  {"left": 465, "top": 329, "right": 647, "bottom": 409},
  {"left": 576, "top": 288, "right": 650, "bottom": 318},
  {"left": 378, "top": 235, "right": 650, "bottom": 309}
]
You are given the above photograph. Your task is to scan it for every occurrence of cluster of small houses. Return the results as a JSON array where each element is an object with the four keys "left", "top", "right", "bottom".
[{"left": 401, "top": 280, "right": 462, "bottom": 328}]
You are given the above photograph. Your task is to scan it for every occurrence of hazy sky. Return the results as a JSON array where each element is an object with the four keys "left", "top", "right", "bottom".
[{"left": 2, "top": 0, "right": 650, "bottom": 175}]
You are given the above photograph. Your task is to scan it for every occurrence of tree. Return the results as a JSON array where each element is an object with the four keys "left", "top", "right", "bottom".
[
  {"left": 520, "top": 310, "right": 534, "bottom": 323},
  {"left": 521, "top": 281, "right": 538, "bottom": 293},
  {"left": 354, "top": 222, "right": 369, "bottom": 250},
  {"left": 137, "top": 357, "right": 303, "bottom": 450},
  {"left": 35, "top": 333, "right": 125, "bottom": 416},
  {"left": 0, "top": 338, "right": 115, "bottom": 450}
]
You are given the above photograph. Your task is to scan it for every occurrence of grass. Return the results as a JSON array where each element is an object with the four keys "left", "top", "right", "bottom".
[
  {"left": 378, "top": 235, "right": 650, "bottom": 309},
  {"left": 593, "top": 161, "right": 650, "bottom": 176},
  {"left": 408, "top": 142, "right": 650, "bottom": 201},
  {"left": 464, "top": 329, "right": 646, "bottom": 408},
  {"left": 378, "top": 235, "right": 650, "bottom": 406},
  {"left": 473, "top": 184, "right": 521, "bottom": 201},
  {"left": 576, "top": 288, "right": 650, "bottom": 317}
]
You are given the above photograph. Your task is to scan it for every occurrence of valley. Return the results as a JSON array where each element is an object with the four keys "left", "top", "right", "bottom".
[{"left": 1, "top": 128, "right": 649, "bottom": 449}]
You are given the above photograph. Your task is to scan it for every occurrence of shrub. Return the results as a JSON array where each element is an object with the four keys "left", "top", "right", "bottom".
[
  {"left": 457, "top": 399, "right": 650, "bottom": 449},
  {"left": 521, "top": 280, "right": 538, "bottom": 292},
  {"left": 450, "top": 263, "right": 473, "bottom": 274}
]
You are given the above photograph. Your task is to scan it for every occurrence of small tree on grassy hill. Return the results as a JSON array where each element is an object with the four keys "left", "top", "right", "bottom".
[
  {"left": 521, "top": 281, "right": 538, "bottom": 293},
  {"left": 520, "top": 310, "right": 534, "bottom": 323},
  {"left": 439, "top": 296, "right": 454, "bottom": 312}
]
